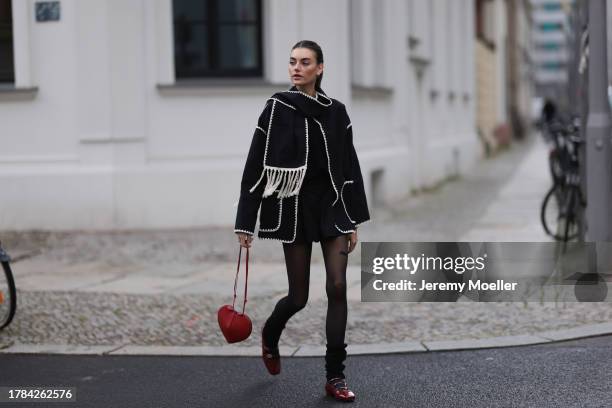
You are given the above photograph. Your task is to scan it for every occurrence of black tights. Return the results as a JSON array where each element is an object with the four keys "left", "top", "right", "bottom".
[{"left": 262, "top": 235, "right": 349, "bottom": 380}]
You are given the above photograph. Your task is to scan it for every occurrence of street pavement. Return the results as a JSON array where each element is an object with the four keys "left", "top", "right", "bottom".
[
  {"left": 1, "top": 134, "right": 612, "bottom": 353},
  {"left": 1, "top": 334, "right": 611, "bottom": 407},
  {"left": 2, "top": 133, "right": 612, "bottom": 407}
]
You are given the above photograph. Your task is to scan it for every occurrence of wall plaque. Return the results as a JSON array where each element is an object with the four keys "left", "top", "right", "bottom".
[{"left": 35, "top": 1, "right": 61, "bottom": 22}]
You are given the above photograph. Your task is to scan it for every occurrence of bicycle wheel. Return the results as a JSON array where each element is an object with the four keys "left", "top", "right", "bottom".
[
  {"left": 549, "top": 149, "right": 564, "bottom": 185},
  {"left": 541, "top": 184, "right": 579, "bottom": 241},
  {"left": 542, "top": 184, "right": 561, "bottom": 238},
  {"left": 0, "top": 261, "right": 16, "bottom": 329},
  {"left": 561, "top": 186, "right": 580, "bottom": 242}
]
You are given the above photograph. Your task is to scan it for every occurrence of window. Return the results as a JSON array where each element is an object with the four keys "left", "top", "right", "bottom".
[
  {"left": 172, "top": 0, "right": 262, "bottom": 79},
  {"left": 538, "top": 22, "right": 563, "bottom": 31},
  {"left": 0, "top": 0, "right": 14, "bottom": 83},
  {"left": 541, "top": 61, "right": 564, "bottom": 70},
  {"left": 542, "top": 3, "right": 562, "bottom": 11},
  {"left": 539, "top": 42, "right": 560, "bottom": 51}
]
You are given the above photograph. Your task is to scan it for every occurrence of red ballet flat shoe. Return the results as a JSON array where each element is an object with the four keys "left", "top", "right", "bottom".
[
  {"left": 325, "top": 377, "right": 355, "bottom": 402},
  {"left": 261, "top": 327, "right": 280, "bottom": 375}
]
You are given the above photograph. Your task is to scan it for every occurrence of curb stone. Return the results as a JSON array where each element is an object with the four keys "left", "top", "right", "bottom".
[
  {"left": 1, "top": 322, "right": 612, "bottom": 356},
  {"left": 0, "top": 339, "right": 14, "bottom": 350}
]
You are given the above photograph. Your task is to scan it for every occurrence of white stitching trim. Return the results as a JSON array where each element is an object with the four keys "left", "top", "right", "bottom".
[
  {"left": 234, "top": 228, "right": 254, "bottom": 235},
  {"left": 249, "top": 99, "right": 277, "bottom": 194},
  {"left": 312, "top": 117, "right": 339, "bottom": 206},
  {"left": 346, "top": 123, "right": 352, "bottom": 129},
  {"left": 334, "top": 224, "right": 355, "bottom": 234},
  {"left": 340, "top": 180, "right": 356, "bottom": 223},
  {"left": 268, "top": 97, "right": 296, "bottom": 110},
  {"left": 259, "top": 198, "right": 283, "bottom": 232},
  {"left": 256, "top": 126, "right": 267, "bottom": 135},
  {"left": 354, "top": 219, "right": 370, "bottom": 227},
  {"left": 291, "top": 194, "right": 299, "bottom": 242},
  {"left": 285, "top": 90, "right": 333, "bottom": 107},
  {"left": 264, "top": 100, "right": 275, "bottom": 164},
  {"left": 262, "top": 164, "right": 305, "bottom": 171},
  {"left": 258, "top": 194, "right": 299, "bottom": 243},
  {"left": 304, "top": 117, "right": 310, "bottom": 166}
]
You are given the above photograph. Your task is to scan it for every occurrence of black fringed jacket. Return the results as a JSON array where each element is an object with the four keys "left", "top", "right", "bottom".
[{"left": 234, "top": 86, "right": 370, "bottom": 243}]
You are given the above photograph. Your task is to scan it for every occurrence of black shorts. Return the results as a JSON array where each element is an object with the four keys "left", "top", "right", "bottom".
[{"left": 291, "top": 175, "right": 346, "bottom": 245}]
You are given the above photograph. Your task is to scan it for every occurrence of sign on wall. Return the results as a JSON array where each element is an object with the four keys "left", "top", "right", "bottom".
[{"left": 35, "top": 1, "right": 60, "bottom": 22}]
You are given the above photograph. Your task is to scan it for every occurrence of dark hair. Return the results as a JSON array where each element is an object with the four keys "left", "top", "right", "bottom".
[{"left": 291, "top": 40, "right": 324, "bottom": 92}]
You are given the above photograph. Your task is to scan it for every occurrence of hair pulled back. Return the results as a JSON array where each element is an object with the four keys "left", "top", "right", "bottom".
[{"left": 291, "top": 40, "right": 324, "bottom": 92}]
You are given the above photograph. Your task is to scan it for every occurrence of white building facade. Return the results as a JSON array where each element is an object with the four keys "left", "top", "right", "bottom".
[{"left": 0, "top": 0, "right": 478, "bottom": 231}]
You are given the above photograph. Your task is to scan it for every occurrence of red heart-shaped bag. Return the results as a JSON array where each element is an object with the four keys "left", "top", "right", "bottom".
[{"left": 217, "top": 246, "right": 252, "bottom": 343}]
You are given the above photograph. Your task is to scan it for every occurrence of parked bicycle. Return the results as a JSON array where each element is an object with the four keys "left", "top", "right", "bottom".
[
  {"left": 0, "top": 241, "right": 16, "bottom": 330},
  {"left": 540, "top": 118, "right": 586, "bottom": 243}
]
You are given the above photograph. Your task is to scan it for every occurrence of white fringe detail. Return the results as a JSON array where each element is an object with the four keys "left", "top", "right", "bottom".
[
  {"left": 249, "top": 111, "right": 309, "bottom": 200},
  {"left": 249, "top": 165, "right": 307, "bottom": 198},
  {"left": 234, "top": 228, "right": 254, "bottom": 235}
]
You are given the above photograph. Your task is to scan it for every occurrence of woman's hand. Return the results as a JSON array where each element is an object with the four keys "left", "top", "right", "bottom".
[
  {"left": 347, "top": 230, "right": 358, "bottom": 254},
  {"left": 236, "top": 232, "right": 253, "bottom": 248}
]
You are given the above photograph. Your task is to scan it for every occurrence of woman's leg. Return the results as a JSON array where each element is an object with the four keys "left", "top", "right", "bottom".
[
  {"left": 262, "top": 241, "right": 313, "bottom": 349},
  {"left": 321, "top": 234, "right": 350, "bottom": 380}
]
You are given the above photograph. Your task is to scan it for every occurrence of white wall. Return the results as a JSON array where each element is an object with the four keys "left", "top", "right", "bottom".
[{"left": 0, "top": 0, "right": 479, "bottom": 230}]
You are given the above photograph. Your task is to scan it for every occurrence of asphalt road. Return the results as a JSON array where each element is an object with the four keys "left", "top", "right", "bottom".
[{"left": 1, "top": 335, "right": 611, "bottom": 408}]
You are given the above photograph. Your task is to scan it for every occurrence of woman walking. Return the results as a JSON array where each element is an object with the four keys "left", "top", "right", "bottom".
[{"left": 234, "top": 40, "right": 370, "bottom": 402}]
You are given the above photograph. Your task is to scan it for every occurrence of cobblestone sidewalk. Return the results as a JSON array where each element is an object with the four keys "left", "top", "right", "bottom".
[{"left": 2, "top": 135, "right": 611, "bottom": 351}]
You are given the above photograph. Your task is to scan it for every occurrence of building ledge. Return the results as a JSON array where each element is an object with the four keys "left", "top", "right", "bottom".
[
  {"left": 0, "top": 84, "right": 39, "bottom": 100},
  {"left": 351, "top": 84, "right": 393, "bottom": 98},
  {"left": 477, "top": 36, "right": 496, "bottom": 51},
  {"left": 157, "top": 78, "right": 290, "bottom": 94}
]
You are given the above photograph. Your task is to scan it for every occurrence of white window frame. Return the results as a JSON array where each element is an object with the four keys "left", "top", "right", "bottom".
[
  {"left": 9, "top": 0, "right": 35, "bottom": 89},
  {"left": 153, "top": 0, "right": 270, "bottom": 87}
]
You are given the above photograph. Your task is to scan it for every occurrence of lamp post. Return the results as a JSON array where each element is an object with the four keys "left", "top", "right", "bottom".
[{"left": 585, "top": 0, "right": 612, "bottom": 276}]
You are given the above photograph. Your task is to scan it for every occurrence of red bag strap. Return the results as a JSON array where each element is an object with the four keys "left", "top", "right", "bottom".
[{"left": 232, "top": 245, "right": 249, "bottom": 314}]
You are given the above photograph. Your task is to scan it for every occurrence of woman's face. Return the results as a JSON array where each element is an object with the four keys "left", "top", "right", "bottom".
[{"left": 288, "top": 47, "right": 323, "bottom": 88}]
